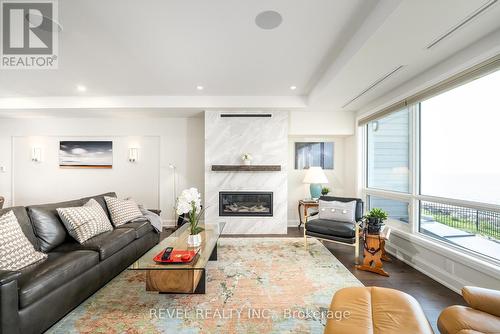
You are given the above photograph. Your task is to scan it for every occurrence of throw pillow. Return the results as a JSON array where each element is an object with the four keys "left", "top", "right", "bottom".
[
  {"left": 57, "top": 199, "right": 113, "bottom": 244},
  {"left": 104, "top": 196, "right": 143, "bottom": 227},
  {"left": 318, "top": 200, "right": 357, "bottom": 223},
  {"left": 0, "top": 210, "right": 47, "bottom": 271}
]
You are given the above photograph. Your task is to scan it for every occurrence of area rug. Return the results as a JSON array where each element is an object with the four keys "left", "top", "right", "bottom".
[{"left": 47, "top": 238, "right": 363, "bottom": 334}]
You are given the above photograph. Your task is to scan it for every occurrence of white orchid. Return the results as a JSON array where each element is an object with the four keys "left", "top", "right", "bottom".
[{"left": 175, "top": 188, "right": 204, "bottom": 235}]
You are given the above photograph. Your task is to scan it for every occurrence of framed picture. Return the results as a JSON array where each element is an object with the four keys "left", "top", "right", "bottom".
[
  {"left": 295, "top": 142, "right": 334, "bottom": 170},
  {"left": 59, "top": 141, "right": 113, "bottom": 168}
]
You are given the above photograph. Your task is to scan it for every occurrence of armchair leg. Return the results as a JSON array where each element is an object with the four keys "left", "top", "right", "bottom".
[
  {"left": 304, "top": 233, "right": 308, "bottom": 250},
  {"left": 354, "top": 225, "right": 360, "bottom": 264}
]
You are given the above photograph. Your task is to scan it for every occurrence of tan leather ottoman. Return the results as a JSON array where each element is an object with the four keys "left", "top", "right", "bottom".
[
  {"left": 324, "top": 286, "right": 434, "bottom": 334},
  {"left": 438, "top": 286, "right": 500, "bottom": 334}
]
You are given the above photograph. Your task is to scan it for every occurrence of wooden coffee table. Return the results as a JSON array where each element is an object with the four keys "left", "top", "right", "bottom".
[{"left": 129, "top": 222, "right": 225, "bottom": 294}]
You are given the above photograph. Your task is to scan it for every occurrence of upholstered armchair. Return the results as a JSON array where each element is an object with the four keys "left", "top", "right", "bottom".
[{"left": 304, "top": 196, "right": 364, "bottom": 263}]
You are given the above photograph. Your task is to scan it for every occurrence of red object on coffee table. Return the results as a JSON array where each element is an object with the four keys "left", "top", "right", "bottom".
[{"left": 153, "top": 249, "right": 197, "bottom": 264}]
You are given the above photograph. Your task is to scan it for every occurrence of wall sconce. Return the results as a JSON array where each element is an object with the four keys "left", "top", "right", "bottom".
[
  {"left": 128, "top": 148, "right": 138, "bottom": 162},
  {"left": 31, "top": 147, "right": 42, "bottom": 162}
]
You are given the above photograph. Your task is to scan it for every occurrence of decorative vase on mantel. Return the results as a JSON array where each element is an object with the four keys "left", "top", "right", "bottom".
[
  {"left": 176, "top": 188, "right": 205, "bottom": 247},
  {"left": 241, "top": 153, "right": 252, "bottom": 165}
]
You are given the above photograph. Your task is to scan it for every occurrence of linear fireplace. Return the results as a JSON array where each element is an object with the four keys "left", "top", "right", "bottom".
[{"left": 219, "top": 191, "right": 273, "bottom": 217}]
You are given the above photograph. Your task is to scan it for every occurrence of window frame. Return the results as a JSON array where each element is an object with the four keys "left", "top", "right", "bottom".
[{"left": 361, "top": 89, "right": 500, "bottom": 264}]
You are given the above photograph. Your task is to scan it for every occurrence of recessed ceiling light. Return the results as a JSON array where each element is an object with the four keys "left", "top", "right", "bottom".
[
  {"left": 290, "top": 85, "right": 297, "bottom": 90},
  {"left": 196, "top": 85, "right": 204, "bottom": 91},
  {"left": 255, "top": 10, "right": 283, "bottom": 30},
  {"left": 76, "top": 85, "right": 87, "bottom": 92}
]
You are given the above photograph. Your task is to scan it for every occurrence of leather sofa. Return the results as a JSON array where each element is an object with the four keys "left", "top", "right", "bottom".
[
  {"left": 438, "top": 286, "right": 500, "bottom": 334},
  {"left": 324, "top": 286, "right": 434, "bottom": 334},
  {"left": 0, "top": 192, "right": 160, "bottom": 334}
]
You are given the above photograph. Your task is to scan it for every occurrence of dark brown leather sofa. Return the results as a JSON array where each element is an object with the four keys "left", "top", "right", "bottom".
[{"left": 0, "top": 192, "right": 159, "bottom": 334}]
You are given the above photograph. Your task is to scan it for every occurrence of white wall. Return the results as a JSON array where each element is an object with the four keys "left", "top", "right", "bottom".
[
  {"left": 12, "top": 136, "right": 160, "bottom": 207},
  {"left": 288, "top": 135, "right": 351, "bottom": 225},
  {"left": 287, "top": 111, "right": 357, "bottom": 226},
  {"left": 0, "top": 117, "right": 204, "bottom": 225},
  {"left": 289, "top": 110, "right": 354, "bottom": 136}
]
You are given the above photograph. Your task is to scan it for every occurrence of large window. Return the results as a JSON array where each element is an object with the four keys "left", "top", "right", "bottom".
[
  {"left": 418, "top": 69, "right": 500, "bottom": 260},
  {"left": 367, "top": 109, "right": 410, "bottom": 193},
  {"left": 368, "top": 196, "right": 409, "bottom": 223},
  {"left": 420, "top": 70, "right": 500, "bottom": 205},
  {"left": 363, "top": 66, "right": 500, "bottom": 262}
]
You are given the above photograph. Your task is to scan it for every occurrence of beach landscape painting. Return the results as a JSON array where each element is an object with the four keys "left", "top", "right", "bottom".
[{"left": 59, "top": 141, "right": 113, "bottom": 168}]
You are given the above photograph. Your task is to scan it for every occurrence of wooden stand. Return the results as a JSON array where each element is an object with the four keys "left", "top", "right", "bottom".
[{"left": 356, "top": 227, "right": 391, "bottom": 276}]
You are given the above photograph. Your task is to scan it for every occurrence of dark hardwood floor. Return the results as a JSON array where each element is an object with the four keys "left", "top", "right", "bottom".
[{"left": 163, "top": 226, "right": 466, "bottom": 333}]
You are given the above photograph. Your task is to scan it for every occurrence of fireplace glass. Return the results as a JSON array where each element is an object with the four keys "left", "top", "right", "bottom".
[{"left": 219, "top": 192, "right": 273, "bottom": 217}]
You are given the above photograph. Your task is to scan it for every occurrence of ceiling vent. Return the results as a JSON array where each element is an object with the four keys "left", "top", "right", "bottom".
[
  {"left": 220, "top": 113, "right": 273, "bottom": 118},
  {"left": 342, "top": 65, "right": 404, "bottom": 109},
  {"left": 426, "top": 0, "right": 498, "bottom": 49}
]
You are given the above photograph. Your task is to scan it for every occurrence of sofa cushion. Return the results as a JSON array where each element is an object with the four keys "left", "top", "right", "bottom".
[
  {"left": 0, "top": 211, "right": 47, "bottom": 271},
  {"left": 116, "top": 219, "right": 154, "bottom": 239},
  {"left": 80, "top": 192, "right": 116, "bottom": 219},
  {"left": 306, "top": 218, "right": 356, "bottom": 238},
  {"left": 318, "top": 200, "right": 356, "bottom": 222},
  {"left": 57, "top": 199, "right": 113, "bottom": 243},
  {"left": 0, "top": 206, "right": 39, "bottom": 250},
  {"left": 52, "top": 228, "right": 136, "bottom": 260},
  {"left": 104, "top": 197, "right": 143, "bottom": 226},
  {"left": 319, "top": 196, "right": 364, "bottom": 221},
  {"left": 27, "top": 198, "right": 84, "bottom": 252},
  {"left": 17, "top": 250, "right": 99, "bottom": 308}
]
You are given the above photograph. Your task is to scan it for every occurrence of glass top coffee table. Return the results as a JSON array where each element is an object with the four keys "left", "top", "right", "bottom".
[{"left": 129, "top": 222, "right": 225, "bottom": 294}]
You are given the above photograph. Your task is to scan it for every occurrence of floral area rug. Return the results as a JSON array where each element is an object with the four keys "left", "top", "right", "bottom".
[{"left": 47, "top": 238, "right": 362, "bottom": 334}]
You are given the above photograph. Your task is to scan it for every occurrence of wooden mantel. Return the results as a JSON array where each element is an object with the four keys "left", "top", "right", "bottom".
[{"left": 211, "top": 165, "right": 281, "bottom": 172}]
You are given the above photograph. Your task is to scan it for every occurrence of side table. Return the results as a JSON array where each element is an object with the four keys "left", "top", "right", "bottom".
[
  {"left": 298, "top": 200, "right": 318, "bottom": 228},
  {"left": 356, "top": 226, "right": 392, "bottom": 276}
]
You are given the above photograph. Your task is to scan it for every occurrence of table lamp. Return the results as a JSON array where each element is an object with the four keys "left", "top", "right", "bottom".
[{"left": 303, "top": 166, "right": 328, "bottom": 199}]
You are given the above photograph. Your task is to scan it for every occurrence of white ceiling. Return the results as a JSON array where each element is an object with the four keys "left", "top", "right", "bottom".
[{"left": 0, "top": 0, "right": 499, "bottom": 117}]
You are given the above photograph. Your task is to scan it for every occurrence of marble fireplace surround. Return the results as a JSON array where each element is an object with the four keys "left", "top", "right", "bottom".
[{"left": 204, "top": 110, "right": 288, "bottom": 234}]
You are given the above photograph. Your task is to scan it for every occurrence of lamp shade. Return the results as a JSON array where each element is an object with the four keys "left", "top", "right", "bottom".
[{"left": 302, "top": 166, "right": 328, "bottom": 184}]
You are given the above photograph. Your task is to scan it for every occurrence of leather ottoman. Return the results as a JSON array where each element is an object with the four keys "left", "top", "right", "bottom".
[
  {"left": 324, "top": 286, "right": 434, "bottom": 334},
  {"left": 438, "top": 286, "right": 500, "bottom": 334}
]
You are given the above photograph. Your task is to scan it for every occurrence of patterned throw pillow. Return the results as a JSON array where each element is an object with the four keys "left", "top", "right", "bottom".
[
  {"left": 57, "top": 199, "right": 113, "bottom": 244},
  {"left": 104, "top": 196, "right": 143, "bottom": 227},
  {"left": 0, "top": 210, "right": 47, "bottom": 271},
  {"left": 318, "top": 200, "right": 357, "bottom": 223}
]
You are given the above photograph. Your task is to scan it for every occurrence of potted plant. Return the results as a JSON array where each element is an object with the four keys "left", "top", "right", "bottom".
[
  {"left": 176, "top": 188, "right": 205, "bottom": 247},
  {"left": 364, "top": 208, "right": 388, "bottom": 234},
  {"left": 241, "top": 153, "right": 252, "bottom": 165},
  {"left": 321, "top": 186, "right": 330, "bottom": 196}
]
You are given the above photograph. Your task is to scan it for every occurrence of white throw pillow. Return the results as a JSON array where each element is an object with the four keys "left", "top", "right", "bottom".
[
  {"left": 104, "top": 196, "right": 143, "bottom": 227},
  {"left": 57, "top": 199, "right": 113, "bottom": 244},
  {"left": 318, "top": 200, "right": 357, "bottom": 223},
  {"left": 0, "top": 210, "right": 47, "bottom": 270}
]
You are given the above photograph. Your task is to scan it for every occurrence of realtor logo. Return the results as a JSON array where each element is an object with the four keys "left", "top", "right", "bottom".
[{"left": 1, "top": 0, "right": 58, "bottom": 69}]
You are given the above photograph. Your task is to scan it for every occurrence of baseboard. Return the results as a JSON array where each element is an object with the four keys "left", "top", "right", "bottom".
[
  {"left": 385, "top": 243, "right": 465, "bottom": 294},
  {"left": 162, "top": 219, "right": 176, "bottom": 227}
]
